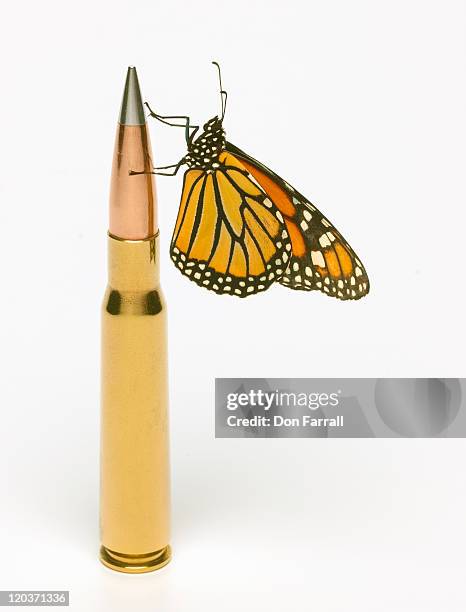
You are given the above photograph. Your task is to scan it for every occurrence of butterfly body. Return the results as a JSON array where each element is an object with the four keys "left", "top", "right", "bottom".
[
  {"left": 147, "top": 65, "right": 370, "bottom": 300},
  {"left": 184, "top": 116, "right": 226, "bottom": 171}
]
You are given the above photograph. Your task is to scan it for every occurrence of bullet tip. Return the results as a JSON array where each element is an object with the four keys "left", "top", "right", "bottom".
[{"left": 119, "top": 66, "right": 145, "bottom": 126}]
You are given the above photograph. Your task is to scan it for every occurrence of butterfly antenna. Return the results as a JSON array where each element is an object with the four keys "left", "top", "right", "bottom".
[{"left": 212, "top": 61, "right": 227, "bottom": 120}]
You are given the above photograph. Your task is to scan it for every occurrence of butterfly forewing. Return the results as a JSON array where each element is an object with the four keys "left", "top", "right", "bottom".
[
  {"left": 226, "top": 143, "right": 370, "bottom": 300},
  {"left": 170, "top": 155, "right": 292, "bottom": 297}
]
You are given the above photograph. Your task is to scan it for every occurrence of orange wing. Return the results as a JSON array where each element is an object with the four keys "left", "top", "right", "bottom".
[
  {"left": 170, "top": 153, "right": 291, "bottom": 297},
  {"left": 227, "top": 143, "right": 370, "bottom": 300}
]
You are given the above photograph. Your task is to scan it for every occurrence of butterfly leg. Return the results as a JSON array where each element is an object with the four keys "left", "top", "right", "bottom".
[
  {"left": 129, "top": 159, "right": 185, "bottom": 177},
  {"left": 153, "top": 160, "right": 185, "bottom": 176},
  {"left": 145, "top": 102, "right": 199, "bottom": 143}
]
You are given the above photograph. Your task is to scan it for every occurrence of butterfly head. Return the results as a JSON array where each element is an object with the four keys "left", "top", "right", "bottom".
[
  {"left": 203, "top": 115, "right": 223, "bottom": 133},
  {"left": 186, "top": 115, "right": 226, "bottom": 171}
]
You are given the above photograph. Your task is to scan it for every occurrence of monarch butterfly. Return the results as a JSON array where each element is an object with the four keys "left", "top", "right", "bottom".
[{"left": 143, "top": 63, "right": 369, "bottom": 300}]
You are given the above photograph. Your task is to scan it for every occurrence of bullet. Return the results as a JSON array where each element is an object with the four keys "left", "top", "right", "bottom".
[{"left": 100, "top": 67, "right": 171, "bottom": 573}]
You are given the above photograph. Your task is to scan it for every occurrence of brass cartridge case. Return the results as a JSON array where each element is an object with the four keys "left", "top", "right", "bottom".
[{"left": 100, "top": 234, "right": 170, "bottom": 573}]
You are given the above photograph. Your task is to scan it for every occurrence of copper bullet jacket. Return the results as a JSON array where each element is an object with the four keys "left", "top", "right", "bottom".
[{"left": 109, "top": 123, "right": 158, "bottom": 240}]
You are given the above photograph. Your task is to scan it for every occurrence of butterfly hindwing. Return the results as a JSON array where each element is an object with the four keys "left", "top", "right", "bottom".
[
  {"left": 226, "top": 142, "right": 370, "bottom": 300},
  {"left": 170, "top": 155, "right": 292, "bottom": 297},
  {"left": 278, "top": 191, "right": 370, "bottom": 299}
]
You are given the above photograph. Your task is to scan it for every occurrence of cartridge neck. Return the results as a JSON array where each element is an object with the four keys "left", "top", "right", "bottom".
[{"left": 107, "top": 234, "right": 160, "bottom": 291}]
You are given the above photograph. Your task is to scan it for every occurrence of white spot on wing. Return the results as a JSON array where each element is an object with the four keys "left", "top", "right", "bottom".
[
  {"left": 311, "top": 251, "right": 325, "bottom": 267},
  {"left": 319, "top": 234, "right": 331, "bottom": 248},
  {"left": 303, "top": 210, "right": 312, "bottom": 222}
]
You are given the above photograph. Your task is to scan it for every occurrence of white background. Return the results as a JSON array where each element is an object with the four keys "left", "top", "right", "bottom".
[{"left": 1, "top": 0, "right": 466, "bottom": 610}]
